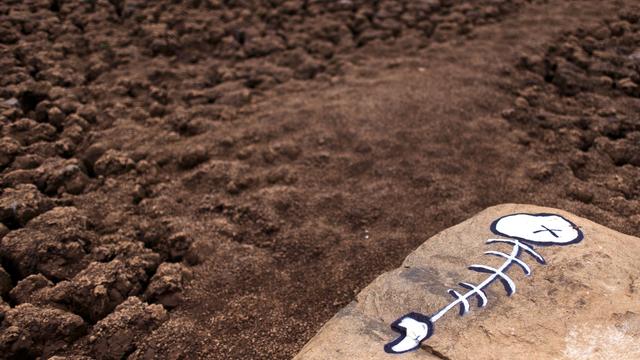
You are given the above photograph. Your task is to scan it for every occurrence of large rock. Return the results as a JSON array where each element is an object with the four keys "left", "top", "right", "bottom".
[{"left": 295, "top": 204, "right": 640, "bottom": 360}]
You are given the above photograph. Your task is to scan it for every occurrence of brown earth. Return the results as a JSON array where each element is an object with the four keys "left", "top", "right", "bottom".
[{"left": 0, "top": 0, "right": 639, "bottom": 359}]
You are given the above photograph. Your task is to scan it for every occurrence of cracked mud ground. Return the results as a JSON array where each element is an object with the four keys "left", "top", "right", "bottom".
[{"left": 0, "top": 0, "right": 639, "bottom": 359}]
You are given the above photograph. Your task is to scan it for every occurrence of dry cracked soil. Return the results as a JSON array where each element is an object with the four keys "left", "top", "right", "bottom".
[{"left": 0, "top": 0, "right": 639, "bottom": 359}]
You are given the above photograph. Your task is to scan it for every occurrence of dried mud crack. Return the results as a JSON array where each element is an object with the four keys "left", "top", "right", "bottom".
[{"left": 0, "top": 0, "right": 639, "bottom": 359}]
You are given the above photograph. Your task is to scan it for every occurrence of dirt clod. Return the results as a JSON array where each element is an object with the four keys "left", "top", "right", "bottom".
[
  {"left": 0, "top": 304, "right": 86, "bottom": 359},
  {"left": 84, "top": 297, "right": 168, "bottom": 360},
  {"left": 177, "top": 146, "right": 210, "bottom": 169},
  {"left": 46, "top": 259, "right": 154, "bottom": 323},
  {"left": 144, "top": 262, "right": 192, "bottom": 308},
  {"left": 94, "top": 150, "right": 135, "bottom": 177},
  {"left": 0, "top": 137, "right": 21, "bottom": 169},
  {"left": 9, "top": 273, "right": 54, "bottom": 304},
  {"left": 0, "top": 207, "right": 94, "bottom": 281},
  {"left": 0, "top": 184, "right": 53, "bottom": 227}
]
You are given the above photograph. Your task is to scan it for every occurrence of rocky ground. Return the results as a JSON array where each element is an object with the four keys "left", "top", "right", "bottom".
[{"left": 0, "top": 0, "right": 638, "bottom": 359}]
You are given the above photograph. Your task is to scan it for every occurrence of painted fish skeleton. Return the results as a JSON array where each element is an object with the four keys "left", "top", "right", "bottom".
[{"left": 385, "top": 213, "right": 584, "bottom": 354}]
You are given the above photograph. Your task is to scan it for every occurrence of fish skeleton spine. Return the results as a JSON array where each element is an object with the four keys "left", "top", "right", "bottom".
[{"left": 384, "top": 239, "right": 543, "bottom": 354}]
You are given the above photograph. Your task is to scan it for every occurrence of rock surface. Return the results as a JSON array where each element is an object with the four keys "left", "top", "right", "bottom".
[{"left": 295, "top": 204, "right": 640, "bottom": 360}]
